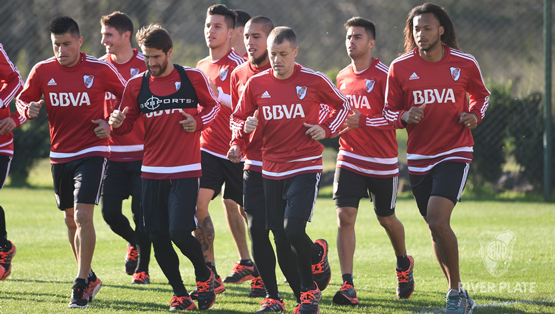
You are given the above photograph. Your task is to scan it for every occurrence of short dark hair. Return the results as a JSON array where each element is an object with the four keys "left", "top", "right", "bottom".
[
  {"left": 207, "top": 4, "right": 236, "bottom": 29},
  {"left": 136, "top": 24, "right": 173, "bottom": 53},
  {"left": 404, "top": 3, "right": 460, "bottom": 52},
  {"left": 234, "top": 9, "right": 251, "bottom": 28},
  {"left": 49, "top": 16, "right": 80, "bottom": 38},
  {"left": 344, "top": 17, "right": 376, "bottom": 40},
  {"left": 100, "top": 11, "right": 134, "bottom": 36},
  {"left": 247, "top": 16, "right": 274, "bottom": 36},
  {"left": 268, "top": 26, "right": 296, "bottom": 48}
]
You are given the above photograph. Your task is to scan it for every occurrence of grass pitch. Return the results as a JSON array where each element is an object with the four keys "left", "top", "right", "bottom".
[{"left": 1, "top": 186, "right": 554, "bottom": 313}]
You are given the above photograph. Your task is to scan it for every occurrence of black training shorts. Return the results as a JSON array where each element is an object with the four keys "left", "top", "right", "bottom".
[{"left": 199, "top": 150, "right": 243, "bottom": 206}]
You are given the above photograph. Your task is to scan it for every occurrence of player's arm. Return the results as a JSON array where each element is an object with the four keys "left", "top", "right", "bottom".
[
  {"left": 462, "top": 60, "right": 490, "bottom": 129},
  {"left": 16, "top": 64, "right": 44, "bottom": 120},
  {"left": 383, "top": 65, "right": 412, "bottom": 129},
  {"left": 186, "top": 68, "right": 221, "bottom": 132},
  {"left": 0, "top": 47, "right": 23, "bottom": 110},
  {"left": 316, "top": 75, "right": 351, "bottom": 139},
  {"left": 110, "top": 80, "right": 140, "bottom": 135},
  {"left": 230, "top": 79, "right": 257, "bottom": 140},
  {"left": 0, "top": 108, "right": 26, "bottom": 135}
]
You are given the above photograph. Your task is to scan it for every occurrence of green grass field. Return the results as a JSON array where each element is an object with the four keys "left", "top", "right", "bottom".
[{"left": 1, "top": 184, "right": 554, "bottom": 313}]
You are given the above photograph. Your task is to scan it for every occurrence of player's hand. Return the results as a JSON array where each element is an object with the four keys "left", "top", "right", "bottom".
[
  {"left": 92, "top": 119, "right": 112, "bottom": 139},
  {"left": 227, "top": 144, "right": 243, "bottom": 163},
  {"left": 109, "top": 107, "right": 128, "bottom": 128},
  {"left": 304, "top": 122, "right": 325, "bottom": 141},
  {"left": 401, "top": 103, "right": 426, "bottom": 124},
  {"left": 244, "top": 110, "right": 258, "bottom": 133},
  {"left": 28, "top": 100, "right": 44, "bottom": 119},
  {"left": 0, "top": 117, "right": 16, "bottom": 135},
  {"left": 180, "top": 111, "right": 197, "bottom": 132},
  {"left": 209, "top": 79, "right": 219, "bottom": 97},
  {"left": 341, "top": 108, "right": 361, "bottom": 131},
  {"left": 459, "top": 112, "right": 478, "bottom": 130}
]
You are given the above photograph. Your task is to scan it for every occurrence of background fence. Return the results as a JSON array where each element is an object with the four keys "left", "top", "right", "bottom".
[{"left": 1, "top": 0, "right": 554, "bottom": 195}]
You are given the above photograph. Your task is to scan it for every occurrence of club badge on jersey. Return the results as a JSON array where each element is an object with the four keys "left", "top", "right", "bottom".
[
  {"left": 83, "top": 75, "right": 94, "bottom": 89},
  {"left": 296, "top": 86, "right": 307, "bottom": 100},
  {"left": 365, "top": 79, "right": 375, "bottom": 93},
  {"left": 175, "top": 81, "right": 181, "bottom": 91},
  {"left": 219, "top": 67, "right": 229, "bottom": 81},
  {"left": 130, "top": 68, "right": 141, "bottom": 76},
  {"left": 450, "top": 67, "right": 461, "bottom": 81}
]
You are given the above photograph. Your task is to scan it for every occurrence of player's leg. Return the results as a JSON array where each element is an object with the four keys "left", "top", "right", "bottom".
[
  {"left": 222, "top": 159, "right": 254, "bottom": 284},
  {"left": 369, "top": 176, "right": 414, "bottom": 299},
  {"left": 0, "top": 155, "right": 17, "bottom": 280},
  {"left": 168, "top": 178, "right": 215, "bottom": 310},
  {"left": 128, "top": 161, "right": 151, "bottom": 283}
]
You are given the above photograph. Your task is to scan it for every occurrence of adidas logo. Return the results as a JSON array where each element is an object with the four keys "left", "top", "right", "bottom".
[
  {"left": 409, "top": 72, "right": 419, "bottom": 80},
  {"left": 340, "top": 82, "right": 346, "bottom": 89},
  {"left": 47, "top": 78, "right": 57, "bottom": 86},
  {"left": 261, "top": 91, "right": 271, "bottom": 98}
]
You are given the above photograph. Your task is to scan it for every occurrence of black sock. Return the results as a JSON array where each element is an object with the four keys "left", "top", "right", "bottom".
[
  {"left": 174, "top": 288, "right": 188, "bottom": 297},
  {"left": 396, "top": 252, "right": 410, "bottom": 270},
  {"left": 74, "top": 278, "right": 87, "bottom": 286},
  {"left": 251, "top": 264, "right": 260, "bottom": 277},
  {"left": 239, "top": 259, "right": 253, "bottom": 267},
  {"left": 301, "top": 282, "right": 317, "bottom": 292},
  {"left": 206, "top": 262, "right": 219, "bottom": 277},
  {"left": 342, "top": 273, "right": 354, "bottom": 287}
]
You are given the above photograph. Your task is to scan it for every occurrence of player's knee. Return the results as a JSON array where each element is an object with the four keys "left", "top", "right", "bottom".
[
  {"left": 249, "top": 224, "right": 268, "bottom": 242},
  {"left": 427, "top": 217, "right": 449, "bottom": 235},
  {"left": 337, "top": 210, "right": 356, "bottom": 228},
  {"left": 222, "top": 198, "right": 239, "bottom": 212},
  {"left": 101, "top": 207, "right": 119, "bottom": 226},
  {"left": 377, "top": 214, "right": 397, "bottom": 230},
  {"left": 169, "top": 229, "right": 194, "bottom": 248},
  {"left": 64, "top": 214, "right": 77, "bottom": 230}
]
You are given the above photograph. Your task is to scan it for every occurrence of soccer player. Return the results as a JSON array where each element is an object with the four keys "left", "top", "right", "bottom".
[
  {"left": 109, "top": 24, "right": 220, "bottom": 311},
  {"left": 231, "top": 9, "right": 251, "bottom": 59},
  {"left": 16, "top": 16, "right": 127, "bottom": 308},
  {"left": 232, "top": 26, "right": 349, "bottom": 314},
  {"left": 195, "top": 4, "right": 250, "bottom": 293},
  {"left": 383, "top": 4, "right": 489, "bottom": 314},
  {"left": 99, "top": 11, "right": 152, "bottom": 284},
  {"left": 332, "top": 17, "right": 414, "bottom": 306},
  {"left": 0, "top": 44, "right": 24, "bottom": 281}
]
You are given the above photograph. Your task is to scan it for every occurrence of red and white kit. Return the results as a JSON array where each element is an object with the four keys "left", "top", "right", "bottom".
[
  {"left": 229, "top": 61, "right": 271, "bottom": 172},
  {"left": 336, "top": 58, "right": 398, "bottom": 178},
  {"left": 383, "top": 47, "right": 490, "bottom": 175},
  {"left": 100, "top": 49, "right": 146, "bottom": 162},
  {"left": 232, "top": 64, "right": 350, "bottom": 179},
  {"left": 197, "top": 49, "right": 244, "bottom": 159},
  {"left": 113, "top": 66, "right": 220, "bottom": 180},
  {"left": 0, "top": 44, "right": 25, "bottom": 158},
  {"left": 17, "top": 52, "right": 126, "bottom": 163}
]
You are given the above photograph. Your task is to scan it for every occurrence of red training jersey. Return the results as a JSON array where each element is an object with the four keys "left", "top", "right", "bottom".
[
  {"left": 17, "top": 52, "right": 126, "bottom": 164},
  {"left": 229, "top": 61, "right": 271, "bottom": 172},
  {"left": 113, "top": 66, "right": 220, "bottom": 180},
  {"left": 196, "top": 49, "right": 244, "bottom": 159},
  {"left": 100, "top": 49, "right": 147, "bottom": 162},
  {"left": 336, "top": 58, "right": 398, "bottom": 178},
  {"left": 232, "top": 64, "right": 350, "bottom": 179},
  {"left": 383, "top": 47, "right": 490, "bottom": 175},
  {"left": 0, "top": 44, "right": 25, "bottom": 158}
]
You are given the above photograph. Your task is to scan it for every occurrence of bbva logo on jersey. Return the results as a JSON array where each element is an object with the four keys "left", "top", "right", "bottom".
[
  {"left": 365, "top": 79, "right": 375, "bottom": 93},
  {"left": 296, "top": 86, "right": 307, "bottom": 100},
  {"left": 49, "top": 92, "right": 91, "bottom": 106},
  {"left": 450, "top": 67, "right": 461, "bottom": 81},
  {"left": 83, "top": 75, "right": 94, "bottom": 89},
  {"left": 413, "top": 89, "right": 455, "bottom": 105},
  {"left": 220, "top": 68, "right": 229, "bottom": 81},
  {"left": 262, "top": 104, "right": 305, "bottom": 120}
]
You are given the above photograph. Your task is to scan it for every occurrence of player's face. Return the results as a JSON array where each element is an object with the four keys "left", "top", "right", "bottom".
[
  {"left": 101, "top": 25, "right": 128, "bottom": 55},
  {"left": 346, "top": 26, "right": 374, "bottom": 60},
  {"left": 268, "top": 40, "right": 298, "bottom": 80},
  {"left": 413, "top": 13, "right": 444, "bottom": 52},
  {"left": 51, "top": 32, "right": 83, "bottom": 67},
  {"left": 244, "top": 22, "right": 268, "bottom": 66},
  {"left": 205, "top": 14, "right": 233, "bottom": 49},
  {"left": 142, "top": 46, "right": 172, "bottom": 77}
]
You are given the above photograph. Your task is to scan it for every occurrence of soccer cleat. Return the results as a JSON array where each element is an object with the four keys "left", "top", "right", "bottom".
[
  {"left": 169, "top": 295, "right": 196, "bottom": 311},
  {"left": 249, "top": 276, "right": 266, "bottom": 298},
  {"left": 196, "top": 268, "right": 216, "bottom": 310},
  {"left": 332, "top": 281, "right": 359, "bottom": 305},
  {"left": 312, "top": 239, "right": 331, "bottom": 291},
  {"left": 69, "top": 280, "right": 89, "bottom": 308},
  {"left": 87, "top": 276, "right": 102, "bottom": 302},
  {"left": 125, "top": 244, "right": 138, "bottom": 275},
  {"left": 292, "top": 303, "right": 301, "bottom": 314},
  {"left": 223, "top": 261, "right": 254, "bottom": 284},
  {"left": 255, "top": 298, "right": 286, "bottom": 313},
  {"left": 189, "top": 274, "right": 225, "bottom": 300},
  {"left": 299, "top": 283, "right": 321, "bottom": 314},
  {"left": 396, "top": 255, "right": 415, "bottom": 299},
  {"left": 132, "top": 271, "right": 150, "bottom": 284},
  {"left": 0, "top": 241, "right": 16, "bottom": 280},
  {"left": 445, "top": 289, "right": 476, "bottom": 314}
]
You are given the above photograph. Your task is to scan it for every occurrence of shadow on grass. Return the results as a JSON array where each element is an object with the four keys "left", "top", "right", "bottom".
[{"left": 8, "top": 278, "right": 73, "bottom": 285}]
